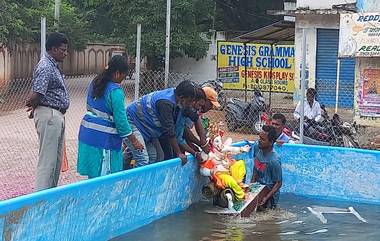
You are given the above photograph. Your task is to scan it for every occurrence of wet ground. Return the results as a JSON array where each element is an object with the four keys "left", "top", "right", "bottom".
[{"left": 113, "top": 193, "right": 380, "bottom": 241}]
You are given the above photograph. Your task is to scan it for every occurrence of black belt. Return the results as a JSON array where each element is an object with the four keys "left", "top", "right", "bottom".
[{"left": 39, "top": 104, "right": 67, "bottom": 115}]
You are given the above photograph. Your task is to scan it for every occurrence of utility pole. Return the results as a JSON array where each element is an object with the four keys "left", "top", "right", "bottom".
[
  {"left": 212, "top": 1, "right": 217, "bottom": 30},
  {"left": 135, "top": 24, "right": 142, "bottom": 101},
  {"left": 54, "top": 0, "right": 61, "bottom": 30}
]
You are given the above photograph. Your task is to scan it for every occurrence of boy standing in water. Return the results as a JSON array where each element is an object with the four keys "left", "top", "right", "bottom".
[{"left": 251, "top": 125, "right": 282, "bottom": 209}]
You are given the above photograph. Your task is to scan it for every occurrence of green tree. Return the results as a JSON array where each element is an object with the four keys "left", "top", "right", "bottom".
[
  {"left": 0, "top": 0, "right": 45, "bottom": 49},
  {"left": 0, "top": 0, "right": 90, "bottom": 50},
  {"left": 214, "top": 0, "right": 283, "bottom": 32},
  {"left": 1, "top": 0, "right": 283, "bottom": 65},
  {"left": 54, "top": 1, "right": 90, "bottom": 50},
  {"left": 69, "top": 0, "right": 283, "bottom": 69},
  {"left": 104, "top": 0, "right": 212, "bottom": 69},
  {"left": 67, "top": 0, "right": 118, "bottom": 43}
]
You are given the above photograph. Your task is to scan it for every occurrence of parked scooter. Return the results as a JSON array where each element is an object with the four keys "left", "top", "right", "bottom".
[
  {"left": 201, "top": 79, "right": 227, "bottom": 110},
  {"left": 225, "top": 88, "right": 267, "bottom": 134}
]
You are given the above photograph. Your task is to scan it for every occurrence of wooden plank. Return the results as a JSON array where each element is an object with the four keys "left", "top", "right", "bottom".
[
  {"left": 205, "top": 183, "right": 270, "bottom": 217},
  {"left": 241, "top": 186, "right": 270, "bottom": 217}
]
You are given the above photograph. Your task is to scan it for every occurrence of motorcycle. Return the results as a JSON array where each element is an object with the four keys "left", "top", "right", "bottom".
[
  {"left": 291, "top": 127, "right": 334, "bottom": 146},
  {"left": 225, "top": 88, "right": 267, "bottom": 134},
  {"left": 201, "top": 79, "right": 227, "bottom": 110},
  {"left": 330, "top": 111, "right": 360, "bottom": 148},
  {"left": 291, "top": 105, "right": 359, "bottom": 148}
]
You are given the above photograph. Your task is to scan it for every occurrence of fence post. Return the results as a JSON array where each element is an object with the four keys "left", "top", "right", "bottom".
[
  {"left": 244, "top": 43, "right": 247, "bottom": 102},
  {"left": 269, "top": 43, "right": 274, "bottom": 109},
  {"left": 300, "top": 28, "right": 307, "bottom": 144},
  {"left": 40, "top": 17, "right": 46, "bottom": 59},
  {"left": 134, "top": 24, "right": 142, "bottom": 101},
  {"left": 335, "top": 58, "right": 341, "bottom": 113},
  {"left": 164, "top": 0, "right": 171, "bottom": 88}
]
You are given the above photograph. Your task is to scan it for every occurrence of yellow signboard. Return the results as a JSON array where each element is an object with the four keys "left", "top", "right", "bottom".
[{"left": 217, "top": 41, "right": 295, "bottom": 93}]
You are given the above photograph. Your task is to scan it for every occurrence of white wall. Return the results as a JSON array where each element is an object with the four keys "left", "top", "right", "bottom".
[
  {"left": 171, "top": 32, "right": 226, "bottom": 83},
  {"left": 0, "top": 48, "right": 11, "bottom": 90},
  {"left": 284, "top": 1, "right": 296, "bottom": 11},
  {"left": 293, "top": 14, "right": 340, "bottom": 102},
  {"left": 297, "top": 0, "right": 356, "bottom": 9}
]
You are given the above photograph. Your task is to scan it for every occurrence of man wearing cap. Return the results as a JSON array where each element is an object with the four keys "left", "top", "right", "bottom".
[
  {"left": 173, "top": 86, "right": 221, "bottom": 160},
  {"left": 202, "top": 86, "right": 222, "bottom": 111}
]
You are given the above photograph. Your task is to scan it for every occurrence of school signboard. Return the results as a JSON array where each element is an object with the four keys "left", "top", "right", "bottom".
[{"left": 217, "top": 41, "right": 295, "bottom": 93}]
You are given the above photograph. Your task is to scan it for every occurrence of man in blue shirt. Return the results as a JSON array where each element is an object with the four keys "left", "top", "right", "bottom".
[
  {"left": 180, "top": 87, "right": 219, "bottom": 153},
  {"left": 251, "top": 125, "right": 282, "bottom": 209},
  {"left": 174, "top": 87, "right": 218, "bottom": 161},
  {"left": 126, "top": 80, "right": 196, "bottom": 166},
  {"left": 26, "top": 32, "right": 69, "bottom": 191}
]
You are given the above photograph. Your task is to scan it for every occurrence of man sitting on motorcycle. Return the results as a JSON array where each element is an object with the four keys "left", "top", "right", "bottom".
[
  {"left": 293, "top": 88, "right": 322, "bottom": 125},
  {"left": 271, "top": 113, "right": 292, "bottom": 144}
]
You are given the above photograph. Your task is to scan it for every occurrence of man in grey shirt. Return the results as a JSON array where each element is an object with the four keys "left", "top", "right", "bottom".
[{"left": 26, "top": 32, "right": 69, "bottom": 191}]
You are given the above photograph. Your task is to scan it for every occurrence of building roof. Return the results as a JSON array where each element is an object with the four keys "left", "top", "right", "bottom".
[
  {"left": 267, "top": 3, "right": 356, "bottom": 16},
  {"left": 231, "top": 20, "right": 295, "bottom": 44}
]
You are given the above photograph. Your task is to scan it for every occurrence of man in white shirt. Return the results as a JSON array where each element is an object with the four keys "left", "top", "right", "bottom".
[{"left": 293, "top": 88, "right": 322, "bottom": 124}]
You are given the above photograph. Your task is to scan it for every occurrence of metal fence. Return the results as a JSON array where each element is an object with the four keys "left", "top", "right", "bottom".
[
  {"left": 0, "top": 70, "right": 189, "bottom": 200},
  {"left": 0, "top": 71, "right": 379, "bottom": 200}
]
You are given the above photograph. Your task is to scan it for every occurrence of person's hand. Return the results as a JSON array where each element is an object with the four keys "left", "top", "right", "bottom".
[
  {"left": 194, "top": 151, "right": 203, "bottom": 162},
  {"left": 260, "top": 196, "right": 268, "bottom": 206},
  {"left": 131, "top": 139, "right": 144, "bottom": 151},
  {"left": 200, "top": 151, "right": 209, "bottom": 161},
  {"left": 240, "top": 145, "right": 251, "bottom": 153},
  {"left": 26, "top": 106, "right": 35, "bottom": 119},
  {"left": 201, "top": 142, "right": 210, "bottom": 154},
  {"left": 178, "top": 153, "right": 188, "bottom": 166},
  {"left": 276, "top": 140, "right": 285, "bottom": 146}
]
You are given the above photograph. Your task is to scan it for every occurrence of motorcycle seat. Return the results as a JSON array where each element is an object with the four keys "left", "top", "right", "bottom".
[{"left": 228, "top": 98, "right": 250, "bottom": 110}]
